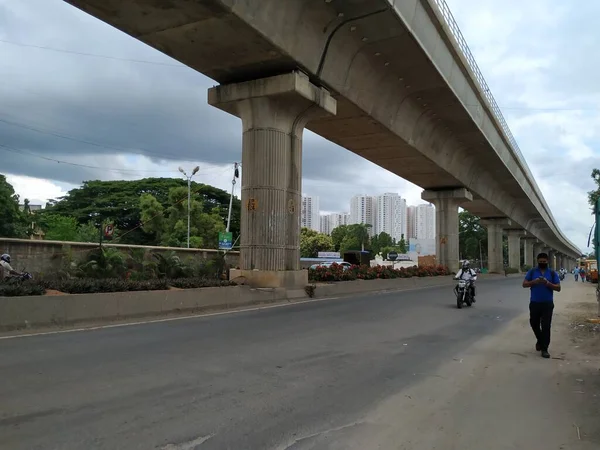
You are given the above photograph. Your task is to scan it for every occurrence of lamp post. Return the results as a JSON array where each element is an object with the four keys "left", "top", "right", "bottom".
[
  {"left": 226, "top": 162, "right": 240, "bottom": 233},
  {"left": 178, "top": 166, "right": 200, "bottom": 248}
]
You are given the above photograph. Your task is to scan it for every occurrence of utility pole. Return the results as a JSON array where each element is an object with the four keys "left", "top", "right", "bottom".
[
  {"left": 178, "top": 166, "right": 200, "bottom": 248},
  {"left": 226, "top": 162, "right": 240, "bottom": 233}
]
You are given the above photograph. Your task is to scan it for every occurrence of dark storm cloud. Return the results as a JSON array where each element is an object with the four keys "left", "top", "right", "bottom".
[{"left": 0, "top": 0, "right": 364, "bottom": 191}]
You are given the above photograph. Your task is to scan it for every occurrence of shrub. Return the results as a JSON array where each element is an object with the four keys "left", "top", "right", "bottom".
[
  {"left": 41, "top": 278, "right": 169, "bottom": 294},
  {"left": 0, "top": 280, "right": 46, "bottom": 297},
  {"left": 308, "top": 263, "right": 450, "bottom": 282},
  {"left": 168, "top": 278, "right": 235, "bottom": 289}
]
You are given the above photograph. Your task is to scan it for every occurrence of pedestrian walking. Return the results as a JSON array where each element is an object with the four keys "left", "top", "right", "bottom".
[
  {"left": 580, "top": 268, "right": 586, "bottom": 283},
  {"left": 574, "top": 267, "right": 579, "bottom": 281},
  {"left": 522, "top": 252, "right": 561, "bottom": 359}
]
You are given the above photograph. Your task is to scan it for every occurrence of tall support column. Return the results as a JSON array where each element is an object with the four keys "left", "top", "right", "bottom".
[
  {"left": 548, "top": 250, "right": 556, "bottom": 269},
  {"left": 523, "top": 237, "right": 536, "bottom": 268},
  {"left": 481, "top": 218, "right": 512, "bottom": 273},
  {"left": 421, "top": 188, "right": 473, "bottom": 273},
  {"left": 507, "top": 230, "right": 525, "bottom": 271},
  {"left": 533, "top": 242, "right": 544, "bottom": 261},
  {"left": 209, "top": 71, "right": 336, "bottom": 288}
]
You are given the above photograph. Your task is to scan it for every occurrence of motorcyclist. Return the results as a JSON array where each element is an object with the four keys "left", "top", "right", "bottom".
[
  {"left": 0, "top": 254, "right": 24, "bottom": 279},
  {"left": 455, "top": 260, "right": 478, "bottom": 302}
]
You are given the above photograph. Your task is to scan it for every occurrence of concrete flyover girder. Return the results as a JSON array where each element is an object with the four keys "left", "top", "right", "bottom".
[{"left": 62, "top": 0, "right": 581, "bottom": 259}]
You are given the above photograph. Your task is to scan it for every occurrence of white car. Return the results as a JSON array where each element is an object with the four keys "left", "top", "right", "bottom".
[{"left": 309, "top": 262, "right": 352, "bottom": 270}]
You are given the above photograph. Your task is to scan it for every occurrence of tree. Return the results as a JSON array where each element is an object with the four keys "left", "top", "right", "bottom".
[
  {"left": 588, "top": 169, "right": 600, "bottom": 257},
  {"left": 43, "top": 215, "right": 79, "bottom": 241},
  {"left": 0, "top": 175, "right": 28, "bottom": 238},
  {"left": 300, "top": 228, "right": 334, "bottom": 257},
  {"left": 139, "top": 187, "right": 225, "bottom": 248},
  {"left": 371, "top": 232, "right": 394, "bottom": 256},
  {"left": 331, "top": 225, "right": 348, "bottom": 252},
  {"left": 459, "top": 211, "right": 487, "bottom": 262},
  {"left": 397, "top": 234, "right": 408, "bottom": 254},
  {"left": 42, "top": 178, "right": 239, "bottom": 246}
]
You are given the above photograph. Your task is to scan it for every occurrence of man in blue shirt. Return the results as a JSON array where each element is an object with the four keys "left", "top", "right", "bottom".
[{"left": 522, "top": 252, "right": 561, "bottom": 358}]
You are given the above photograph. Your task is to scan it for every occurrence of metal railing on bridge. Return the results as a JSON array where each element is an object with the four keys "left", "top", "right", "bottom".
[{"left": 430, "top": 0, "right": 569, "bottom": 242}]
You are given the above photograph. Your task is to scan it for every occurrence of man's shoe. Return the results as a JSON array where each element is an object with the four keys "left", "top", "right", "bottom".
[
  {"left": 541, "top": 351, "right": 550, "bottom": 359},
  {"left": 536, "top": 342, "right": 542, "bottom": 351}
]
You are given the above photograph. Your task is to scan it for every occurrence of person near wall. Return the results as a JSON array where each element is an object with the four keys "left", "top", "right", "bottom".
[
  {"left": 522, "top": 252, "right": 561, "bottom": 359},
  {"left": 0, "top": 254, "right": 23, "bottom": 279}
]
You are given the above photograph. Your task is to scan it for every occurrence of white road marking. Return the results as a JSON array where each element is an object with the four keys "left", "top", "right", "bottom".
[
  {"left": 161, "top": 433, "right": 215, "bottom": 449},
  {"left": 0, "top": 283, "right": 454, "bottom": 340}
]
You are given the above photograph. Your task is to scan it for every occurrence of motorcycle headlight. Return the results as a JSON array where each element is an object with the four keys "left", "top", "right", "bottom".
[{"left": 458, "top": 280, "right": 466, "bottom": 287}]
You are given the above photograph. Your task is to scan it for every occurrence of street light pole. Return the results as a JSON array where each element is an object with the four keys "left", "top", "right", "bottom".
[
  {"left": 178, "top": 166, "right": 200, "bottom": 248},
  {"left": 226, "top": 162, "right": 240, "bottom": 233}
]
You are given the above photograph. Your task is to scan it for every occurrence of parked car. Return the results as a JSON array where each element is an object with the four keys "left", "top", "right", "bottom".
[{"left": 309, "top": 261, "right": 352, "bottom": 271}]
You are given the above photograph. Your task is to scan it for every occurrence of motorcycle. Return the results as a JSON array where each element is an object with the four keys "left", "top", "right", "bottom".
[
  {"left": 454, "top": 279, "right": 473, "bottom": 309},
  {"left": 3, "top": 269, "right": 33, "bottom": 283},
  {"left": 559, "top": 272, "right": 565, "bottom": 281}
]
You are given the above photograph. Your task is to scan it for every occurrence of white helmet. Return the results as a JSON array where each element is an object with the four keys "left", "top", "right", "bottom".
[{"left": 1, "top": 254, "right": 10, "bottom": 263}]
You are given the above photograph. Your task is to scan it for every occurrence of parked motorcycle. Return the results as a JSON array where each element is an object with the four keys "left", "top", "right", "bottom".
[{"left": 454, "top": 279, "right": 473, "bottom": 309}]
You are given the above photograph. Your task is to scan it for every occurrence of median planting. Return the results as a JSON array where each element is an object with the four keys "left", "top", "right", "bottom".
[
  {"left": 308, "top": 263, "right": 450, "bottom": 282},
  {"left": 0, "top": 247, "right": 234, "bottom": 297}
]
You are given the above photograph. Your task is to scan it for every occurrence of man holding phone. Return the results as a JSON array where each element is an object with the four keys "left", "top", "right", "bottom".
[{"left": 522, "top": 252, "right": 561, "bottom": 358}]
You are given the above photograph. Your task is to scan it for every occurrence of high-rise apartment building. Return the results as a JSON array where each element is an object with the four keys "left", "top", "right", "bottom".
[
  {"left": 301, "top": 196, "right": 320, "bottom": 232},
  {"left": 320, "top": 212, "right": 349, "bottom": 235},
  {"left": 374, "top": 193, "right": 407, "bottom": 242},
  {"left": 349, "top": 195, "right": 376, "bottom": 235},
  {"left": 415, "top": 203, "right": 435, "bottom": 239},
  {"left": 407, "top": 205, "right": 417, "bottom": 239}
]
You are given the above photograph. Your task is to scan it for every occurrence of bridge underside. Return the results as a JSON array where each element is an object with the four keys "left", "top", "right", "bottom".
[{"left": 64, "top": 0, "right": 575, "bottom": 258}]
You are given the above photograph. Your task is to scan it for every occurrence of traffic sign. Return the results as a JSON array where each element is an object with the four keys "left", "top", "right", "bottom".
[
  {"left": 104, "top": 224, "right": 114, "bottom": 238},
  {"left": 219, "top": 231, "right": 233, "bottom": 250}
]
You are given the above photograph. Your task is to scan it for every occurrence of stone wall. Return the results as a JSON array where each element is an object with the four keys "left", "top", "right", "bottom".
[{"left": 0, "top": 238, "right": 239, "bottom": 277}]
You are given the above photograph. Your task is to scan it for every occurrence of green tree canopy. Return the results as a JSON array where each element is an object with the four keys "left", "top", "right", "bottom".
[
  {"left": 300, "top": 228, "right": 334, "bottom": 257},
  {"left": 331, "top": 223, "right": 372, "bottom": 253},
  {"left": 41, "top": 178, "right": 239, "bottom": 246},
  {"left": 0, "top": 175, "right": 28, "bottom": 238},
  {"left": 139, "top": 186, "right": 225, "bottom": 248},
  {"left": 459, "top": 210, "right": 487, "bottom": 261}
]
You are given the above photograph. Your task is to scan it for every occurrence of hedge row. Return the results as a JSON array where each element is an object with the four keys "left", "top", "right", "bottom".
[
  {"left": 0, "top": 277, "right": 236, "bottom": 296},
  {"left": 309, "top": 263, "right": 450, "bottom": 282}
]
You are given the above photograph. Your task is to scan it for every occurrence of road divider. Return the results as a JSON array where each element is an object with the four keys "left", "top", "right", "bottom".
[{"left": 0, "top": 274, "right": 517, "bottom": 331}]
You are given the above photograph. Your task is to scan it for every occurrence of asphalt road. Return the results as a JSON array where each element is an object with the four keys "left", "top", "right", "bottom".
[{"left": 0, "top": 277, "right": 566, "bottom": 449}]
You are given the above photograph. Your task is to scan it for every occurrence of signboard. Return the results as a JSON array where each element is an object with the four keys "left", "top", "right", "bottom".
[
  {"left": 103, "top": 224, "right": 114, "bottom": 239},
  {"left": 387, "top": 251, "right": 398, "bottom": 261},
  {"left": 317, "top": 252, "right": 340, "bottom": 259},
  {"left": 218, "top": 231, "right": 233, "bottom": 250}
]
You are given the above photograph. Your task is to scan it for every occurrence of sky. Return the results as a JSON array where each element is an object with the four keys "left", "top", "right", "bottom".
[{"left": 0, "top": 0, "right": 598, "bottom": 252}]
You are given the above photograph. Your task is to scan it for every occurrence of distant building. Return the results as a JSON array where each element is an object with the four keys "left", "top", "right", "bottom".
[
  {"left": 320, "top": 212, "right": 349, "bottom": 235},
  {"left": 415, "top": 204, "right": 435, "bottom": 240},
  {"left": 350, "top": 195, "right": 376, "bottom": 236},
  {"left": 374, "top": 193, "right": 407, "bottom": 242},
  {"left": 301, "top": 196, "right": 320, "bottom": 232}
]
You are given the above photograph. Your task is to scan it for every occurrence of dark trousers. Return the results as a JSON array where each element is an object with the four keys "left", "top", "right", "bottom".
[{"left": 529, "top": 301, "right": 554, "bottom": 351}]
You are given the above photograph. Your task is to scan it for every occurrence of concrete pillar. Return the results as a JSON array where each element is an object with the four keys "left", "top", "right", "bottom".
[
  {"left": 548, "top": 250, "right": 556, "bottom": 269},
  {"left": 506, "top": 230, "right": 525, "bottom": 271},
  {"left": 421, "top": 188, "right": 473, "bottom": 273},
  {"left": 557, "top": 254, "right": 563, "bottom": 270},
  {"left": 481, "top": 218, "right": 512, "bottom": 273},
  {"left": 523, "top": 238, "right": 536, "bottom": 268},
  {"left": 533, "top": 242, "right": 544, "bottom": 263},
  {"left": 208, "top": 71, "right": 336, "bottom": 287}
]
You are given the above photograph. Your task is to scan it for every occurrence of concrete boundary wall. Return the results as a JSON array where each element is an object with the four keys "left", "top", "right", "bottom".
[
  {"left": 0, "top": 238, "right": 240, "bottom": 276},
  {"left": 0, "top": 275, "right": 522, "bottom": 331}
]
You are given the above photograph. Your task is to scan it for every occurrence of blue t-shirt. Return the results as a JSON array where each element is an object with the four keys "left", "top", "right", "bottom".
[{"left": 525, "top": 267, "right": 560, "bottom": 303}]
